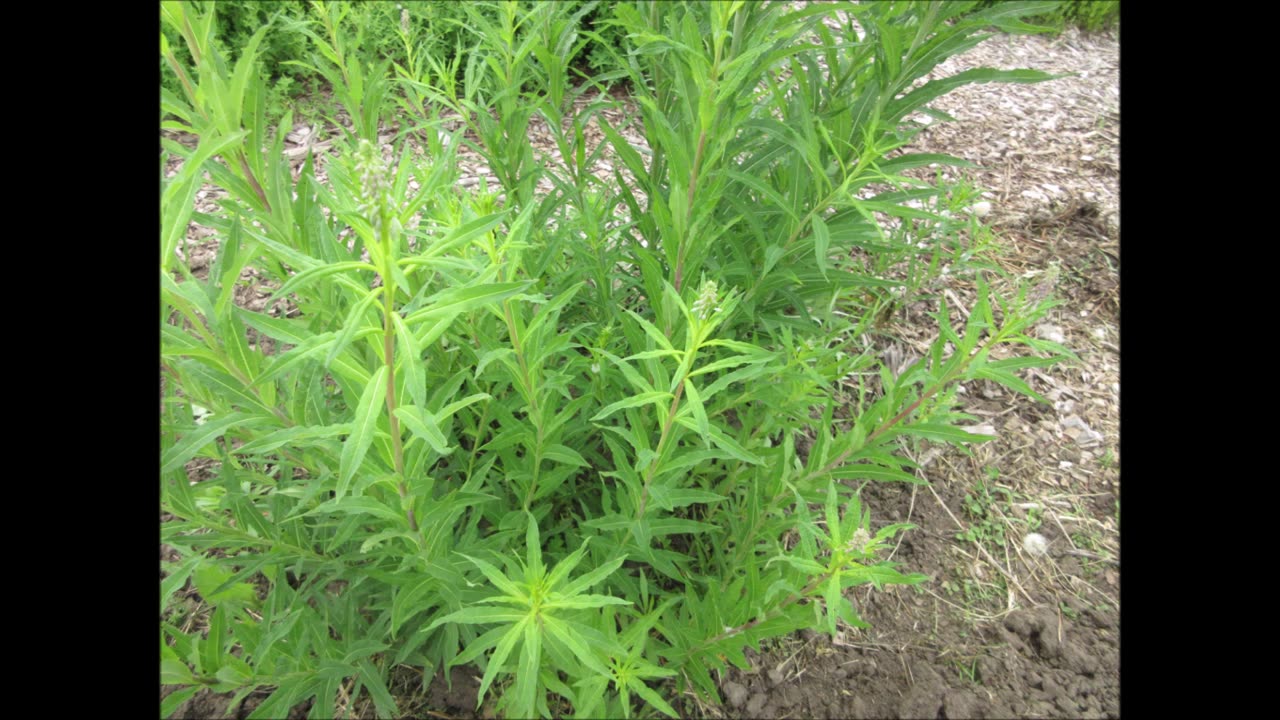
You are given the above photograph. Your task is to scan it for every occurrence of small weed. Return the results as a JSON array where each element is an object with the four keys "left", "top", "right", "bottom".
[
  {"left": 1099, "top": 447, "right": 1116, "bottom": 470},
  {"left": 1059, "top": 602, "right": 1079, "bottom": 621},
  {"left": 953, "top": 658, "right": 982, "bottom": 686},
  {"left": 956, "top": 478, "right": 1012, "bottom": 550}
]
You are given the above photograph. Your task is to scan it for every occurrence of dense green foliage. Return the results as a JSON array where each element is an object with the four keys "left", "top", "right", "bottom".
[
  {"left": 975, "top": 0, "right": 1118, "bottom": 32},
  {"left": 161, "top": 1, "right": 1070, "bottom": 717},
  {"left": 161, "top": 1, "right": 630, "bottom": 124}
]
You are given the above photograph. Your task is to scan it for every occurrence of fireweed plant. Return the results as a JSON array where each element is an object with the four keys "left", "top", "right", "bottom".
[{"left": 161, "top": 1, "right": 1069, "bottom": 717}]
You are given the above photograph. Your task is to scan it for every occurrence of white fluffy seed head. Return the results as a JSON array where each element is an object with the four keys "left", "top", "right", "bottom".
[{"left": 1023, "top": 532, "right": 1050, "bottom": 557}]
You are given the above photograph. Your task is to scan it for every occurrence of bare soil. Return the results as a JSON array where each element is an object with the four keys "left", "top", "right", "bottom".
[{"left": 163, "top": 20, "right": 1119, "bottom": 720}]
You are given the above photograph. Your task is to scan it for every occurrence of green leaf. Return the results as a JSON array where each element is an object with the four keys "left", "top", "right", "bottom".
[
  {"left": 769, "top": 554, "right": 827, "bottom": 575},
  {"left": 248, "top": 330, "right": 340, "bottom": 386},
  {"left": 300, "top": 496, "right": 404, "bottom": 523},
  {"left": 905, "top": 422, "right": 995, "bottom": 444},
  {"left": 427, "top": 606, "right": 528, "bottom": 630},
  {"left": 395, "top": 406, "right": 450, "bottom": 455},
  {"left": 823, "top": 575, "right": 843, "bottom": 638},
  {"left": 559, "top": 554, "right": 627, "bottom": 598},
  {"left": 540, "top": 615, "right": 610, "bottom": 677},
  {"left": 404, "top": 282, "right": 533, "bottom": 325},
  {"left": 269, "top": 262, "right": 377, "bottom": 309},
  {"left": 591, "top": 391, "right": 672, "bottom": 422},
  {"left": 235, "top": 423, "right": 351, "bottom": 455},
  {"left": 161, "top": 686, "right": 200, "bottom": 717},
  {"left": 435, "top": 393, "right": 492, "bottom": 424},
  {"left": 542, "top": 444, "right": 589, "bottom": 468},
  {"left": 544, "top": 594, "right": 631, "bottom": 610},
  {"left": 391, "top": 310, "right": 426, "bottom": 411},
  {"left": 886, "top": 67, "right": 1061, "bottom": 126},
  {"left": 338, "top": 366, "right": 388, "bottom": 500},
  {"left": 356, "top": 658, "right": 399, "bottom": 718},
  {"left": 525, "top": 511, "right": 544, "bottom": 580},
  {"left": 514, "top": 617, "right": 541, "bottom": 717},
  {"left": 477, "top": 620, "right": 527, "bottom": 708},
  {"left": 812, "top": 214, "right": 831, "bottom": 278},
  {"left": 703, "top": 423, "right": 762, "bottom": 465},
  {"left": 162, "top": 132, "right": 248, "bottom": 271},
  {"left": 631, "top": 678, "right": 680, "bottom": 719},
  {"left": 597, "top": 349, "right": 656, "bottom": 395},
  {"left": 624, "top": 309, "right": 676, "bottom": 352},
  {"left": 161, "top": 659, "right": 196, "bottom": 686},
  {"left": 325, "top": 287, "right": 383, "bottom": 370},
  {"left": 214, "top": 657, "right": 253, "bottom": 687},
  {"left": 161, "top": 555, "right": 199, "bottom": 612},
  {"left": 647, "top": 485, "right": 724, "bottom": 511},
  {"left": 193, "top": 564, "right": 258, "bottom": 607},
  {"left": 973, "top": 366, "right": 1049, "bottom": 404},
  {"left": 161, "top": 413, "right": 273, "bottom": 474},
  {"left": 830, "top": 464, "right": 926, "bottom": 485},
  {"left": 392, "top": 577, "right": 436, "bottom": 638},
  {"left": 419, "top": 211, "right": 511, "bottom": 259},
  {"left": 682, "top": 380, "right": 710, "bottom": 445},
  {"left": 460, "top": 555, "right": 529, "bottom": 601}
]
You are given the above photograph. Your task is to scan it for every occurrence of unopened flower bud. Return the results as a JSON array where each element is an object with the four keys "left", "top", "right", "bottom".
[
  {"left": 353, "top": 139, "right": 391, "bottom": 231},
  {"left": 691, "top": 279, "right": 720, "bottom": 320}
]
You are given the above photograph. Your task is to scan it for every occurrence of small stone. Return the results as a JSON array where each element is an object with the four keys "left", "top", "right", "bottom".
[
  {"left": 1036, "top": 324, "right": 1066, "bottom": 344},
  {"left": 768, "top": 667, "right": 786, "bottom": 686},
  {"left": 746, "top": 692, "right": 769, "bottom": 715}
]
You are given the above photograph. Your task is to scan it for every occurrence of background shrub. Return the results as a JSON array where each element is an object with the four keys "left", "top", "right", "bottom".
[{"left": 973, "top": 0, "right": 1119, "bottom": 32}]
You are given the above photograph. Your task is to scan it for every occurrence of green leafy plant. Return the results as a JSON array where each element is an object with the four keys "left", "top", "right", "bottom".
[
  {"left": 972, "top": 0, "right": 1118, "bottom": 33},
  {"left": 162, "top": 2, "right": 1070, "bottom": 717}
]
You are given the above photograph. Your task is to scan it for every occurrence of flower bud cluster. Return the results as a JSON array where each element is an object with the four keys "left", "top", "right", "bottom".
[
  {"left": 354, "top": 139, "right": 392, "bottom": 233},
  {"left": 691, "top": 279, "right": 720, "bottom": 320},
  {"left": 847, "top": 527, "right": 872, "bottom": 556}
]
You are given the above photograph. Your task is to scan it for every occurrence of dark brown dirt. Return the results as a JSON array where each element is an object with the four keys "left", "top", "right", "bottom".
[{"left": 705, "top": 471, "right": 1119, "bottom": 720}]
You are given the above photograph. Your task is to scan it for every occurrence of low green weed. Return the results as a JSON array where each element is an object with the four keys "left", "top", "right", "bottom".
[{"left": 161, "top": 2, "right": 1068, "bottom": 716}]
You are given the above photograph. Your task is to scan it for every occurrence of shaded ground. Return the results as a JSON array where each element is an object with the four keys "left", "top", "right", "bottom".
[{"left": 163, "top": 19, "right": 1119, "bottom": 720}]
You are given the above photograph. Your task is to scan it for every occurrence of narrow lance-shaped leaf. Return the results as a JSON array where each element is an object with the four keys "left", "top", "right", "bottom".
[
  {"left": 394, "top": 406, "right": 450, "bottom": 455},
  {"left": 325, "top": 286, "right": 384, "bottom": 370},
  {"left": 403, "top": 281, "right": 532, "bottom": 325},
  {"left": 812, "top": 214, "right": 831, "bottom": 278},
  {"left": 161, "top": 413, "right": 273, "bottom": 474},
  {"left": 592, "top": 391, "right": 672, "bottom": 422},
  {"left": 337, "top": 365, "right": 388, "bottom": 500}
]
